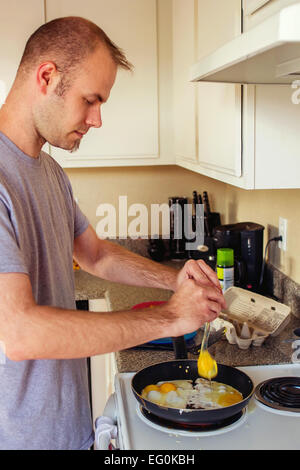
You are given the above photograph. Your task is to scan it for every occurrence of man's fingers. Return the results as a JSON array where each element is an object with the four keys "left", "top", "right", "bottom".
[
  {"left": 207, "top": 300, "right": 222, "bottom": 316},
  {"left": 185, "top": 260, "right": 214, "bottom": 283},
  {"left": 195, "top": 260, "right": 222, "bottom": 291},
  {"left": 184, "top": 259, "right": 222, "bottom": 292},
  {"left": 205, "top": 286, "right": 227, "bottom": 310}
]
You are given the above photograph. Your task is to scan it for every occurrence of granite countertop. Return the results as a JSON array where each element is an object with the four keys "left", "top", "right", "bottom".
[{"left": 74, "top": 266, "right": 300, "bottom": 373}]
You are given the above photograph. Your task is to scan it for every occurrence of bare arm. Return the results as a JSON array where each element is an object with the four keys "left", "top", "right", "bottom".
[
  {"left": 73, "top": 225, "right": 178, "bottom": 291},
  {"left": 0, "top": 227, "right": 225, "bottom": 361},
  {"left": 0, "top": 273, "right": 174, "bottom": 361},
  {"left": 0, "top": 272, "right": 224, "bottom": 362},
  {"left": 73, "top": 225, "right": 223, "bottom": 293}
]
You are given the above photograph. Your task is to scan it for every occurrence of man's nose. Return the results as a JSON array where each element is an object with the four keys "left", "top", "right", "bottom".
[{"left": 86, "top": 105, "right": 102, "bottom": 128}]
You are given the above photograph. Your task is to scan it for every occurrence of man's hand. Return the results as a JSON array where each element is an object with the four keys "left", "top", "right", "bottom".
[
  {"left": 161, "top": 278, "right": 225, "bottom": 337},
  {"left": 167, "top": 259, "right": 227, "bottom": 336},
  {"left": 176, "top": 259, "right": 222, "bottom": 293}
]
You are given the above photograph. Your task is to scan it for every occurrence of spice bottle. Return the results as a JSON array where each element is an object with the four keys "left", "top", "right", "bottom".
[{"left": 217, "top": 248, "right": 234, "bottom": 293}]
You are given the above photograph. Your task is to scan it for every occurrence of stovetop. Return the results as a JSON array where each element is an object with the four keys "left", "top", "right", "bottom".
[{"left": 114, "top": 364, "right": 300, "bottom": 450}]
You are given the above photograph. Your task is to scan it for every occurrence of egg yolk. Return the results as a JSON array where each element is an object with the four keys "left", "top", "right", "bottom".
[
  {"left": 218, "top": 391, "right": 243, "bottom": 407},
  {"left": 198, "top": 350, "right": 218, "bottom": 379},
  {"left": 159, "top": 382, "right": 177, "bottom": 393},
  {"left": 143, "top": 384, "right": 160, "bottom": 394}
]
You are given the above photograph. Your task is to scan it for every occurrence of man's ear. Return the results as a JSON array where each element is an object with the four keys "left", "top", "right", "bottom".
[{"left": 36, "top": 62, "right": 59, "bottom": 95}]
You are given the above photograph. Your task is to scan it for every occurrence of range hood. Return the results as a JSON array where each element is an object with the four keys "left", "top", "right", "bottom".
[{"left": 191, "top": 3, "right": 300, "bottom": 84}]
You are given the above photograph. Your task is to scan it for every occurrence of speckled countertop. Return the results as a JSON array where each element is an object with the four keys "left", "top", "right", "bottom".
[{"left": 74, "top": 265, "right": 300, "bottom": 373}]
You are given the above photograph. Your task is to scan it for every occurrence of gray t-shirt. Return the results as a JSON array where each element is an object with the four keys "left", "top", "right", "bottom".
[{"left": 0, "top": 132, "right": 93, "bottom": 450}]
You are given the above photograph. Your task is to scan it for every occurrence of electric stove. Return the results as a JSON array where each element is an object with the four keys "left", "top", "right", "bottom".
[{"left": 102, "top": 363, "right": 300, "bottom": 450}]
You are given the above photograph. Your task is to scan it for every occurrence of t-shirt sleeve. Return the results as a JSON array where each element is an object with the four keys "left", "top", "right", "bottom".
[
  {"left": 0, "top": 199, "right": 28, "bottom": 274},
  {"left": 73, "top": 200, "right": 89, "bottom": 239},
  {"left": 53, "top": 160, "right": 90, "bottom": 239}
]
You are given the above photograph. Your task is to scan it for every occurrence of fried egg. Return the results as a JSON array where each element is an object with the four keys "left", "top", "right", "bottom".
[
  {"left": 141, "top": 381, "right": 192, "bottom": 409},
  {"left": 188, "top": 378, "right": 243, "bottom": 409},
  {"left": 141, "top": 378, "right": 243, "bottom": 410},
  {"left": 156, "top": 380, "right": 193, "bottom": 391}
]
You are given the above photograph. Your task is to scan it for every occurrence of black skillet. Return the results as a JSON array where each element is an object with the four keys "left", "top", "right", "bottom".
[{"left": 131, "top": 359, "right": 254, "bottom": 425}]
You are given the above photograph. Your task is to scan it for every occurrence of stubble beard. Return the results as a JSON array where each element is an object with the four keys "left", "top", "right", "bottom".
[
  {"left": 69, "top": 138, "right": 81, "bottom": 153},
  {"left": 54, "top": 76, "right": 82, "bottom": 153},
  {"left": 34, "top": 103, "right": 82, "bottom": 153},
  {"left": 34, "top": 77, "right": 82, "bottom": 153}
]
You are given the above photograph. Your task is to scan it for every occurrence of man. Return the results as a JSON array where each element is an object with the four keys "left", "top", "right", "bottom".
[{"left": 0, "top": 17, "right": 225, "bottom": 449}]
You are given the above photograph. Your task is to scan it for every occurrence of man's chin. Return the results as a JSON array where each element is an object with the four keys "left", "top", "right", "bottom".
[
  {"left": 69, "top": 139, "right": 81, "bottom": 153},
  {"left": 47, "top": 138, "right": 81, "bottom": 153}
]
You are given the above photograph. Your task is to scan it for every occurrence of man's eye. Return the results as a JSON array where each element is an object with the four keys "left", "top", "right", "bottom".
[{"left": 85, "top": 99, "right": 93, "bottom": 105}]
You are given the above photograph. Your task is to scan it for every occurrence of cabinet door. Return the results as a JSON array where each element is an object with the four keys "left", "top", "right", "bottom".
[
  {"left": 0, "top": 0, "right": 44, "bottom": 105},
  {"left": 243, "top": 0, "right": 299, "bottom": 31},
  {"left": 46, "top": 0, "right": 159, "bottom": 168},
  {"left": 194, "top": 0, "right": 243, "bottom": 184},
  {"left": 254, "top": 85, "right": 300, "bottom": 189},
  {"left": 173, "top": 0, "right": 197, "bottom": 163}
]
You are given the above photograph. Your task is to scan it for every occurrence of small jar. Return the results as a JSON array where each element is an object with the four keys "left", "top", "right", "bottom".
[{"left": 216, "top": 248, "right": 234, "bottom": 293}]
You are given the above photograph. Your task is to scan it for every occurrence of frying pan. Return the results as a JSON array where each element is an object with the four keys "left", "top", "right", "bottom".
[{"left": 131, "top": 359, "right": 254, "bottom": 425}]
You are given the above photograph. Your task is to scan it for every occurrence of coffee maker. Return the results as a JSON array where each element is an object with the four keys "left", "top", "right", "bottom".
[{"left": 213, "top": 222, "right": 265, "bottom": 292}]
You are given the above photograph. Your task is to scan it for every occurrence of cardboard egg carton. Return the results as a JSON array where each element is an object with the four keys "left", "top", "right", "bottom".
[{"left": 211, "top": 287, "right": 291, "bottom": 350}]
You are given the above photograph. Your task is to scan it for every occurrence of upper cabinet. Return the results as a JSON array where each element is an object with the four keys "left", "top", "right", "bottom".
[
  {"left": 248, "top": 84, "right": 300, "bottom": 189},
  {"left": 47, "top": 0, "right": 173, "bottom": 168},
  {"left": 172, "top": 0, "right": 197, "bottom": 164},
  {"left": 1, "top": 0, "right": 300, "bottom": 188},
  {"left": 174, "top": 0, "right": 300, "bottom": 189},
  {"left": 195, "top": 0, "right": 243, "bottom": 184},
  {"left": 243, "top": 0, "right": 300, "bottom": 30},
  {"left": 174, "top": 0, "right": 248, "bottom": 187},
  {"left": 0, "top": 0, "right": 45, "bottom": 104}
]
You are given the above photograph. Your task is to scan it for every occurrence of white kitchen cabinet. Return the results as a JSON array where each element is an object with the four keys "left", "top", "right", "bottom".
[
  {"left": 195, "top": 0, "right": 246, "bottom": 185},
  {"left": 172, "top": 0, "right": 197, "bottom": 164},
  {"left": 250, "top": 84, "right": 300, "bottom": 189},
  {"left": 243, "top": 0, "right": 300, "bottom": 31},
  {"left": 0, "top": 0, "right": 45, "bottom": 105},
  {"left": 175, "top": 0, "right": 249, "bottom": 187},
  {"left": 46, "top": 0, "right": 167, "bottom": 168},
  {"left": 175, "top": 0, "right": 300, "bottom": 189}
]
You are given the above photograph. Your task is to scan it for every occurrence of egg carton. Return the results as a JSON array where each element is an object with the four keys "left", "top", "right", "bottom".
[
  {"left": 211, "top": 287, "right": 291, "bottom": 350},
  {"left": 212, "top": 317, "right": 269, "bottom": 349}
]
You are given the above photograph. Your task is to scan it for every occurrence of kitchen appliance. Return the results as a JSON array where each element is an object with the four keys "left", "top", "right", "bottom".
[
  {"left": 255, "top": 376, "right": 300, "bottom": 412},
  {"left": 190, "top": 3, "right": 300, "bottom": 84},
  {"left": 213, "top": 222, "right": 265, "bottom": 292},
  {"left": 100, "top": 363, "right": 300, "bottom": 450},
  {"left": 131, "top": 360, "right": 254, "bottom": 425}
]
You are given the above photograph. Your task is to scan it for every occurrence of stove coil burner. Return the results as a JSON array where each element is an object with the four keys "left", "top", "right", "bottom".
[
  {"left": 140, "top": 407, "right": 243, "bottom": 432},
  {"left": 255, "top": 376, "right": 300, "bottom": 412}
]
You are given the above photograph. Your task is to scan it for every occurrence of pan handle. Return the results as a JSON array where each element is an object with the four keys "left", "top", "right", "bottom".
[{"left": 172, "top": 336, "right": 188, "bottom": 359}]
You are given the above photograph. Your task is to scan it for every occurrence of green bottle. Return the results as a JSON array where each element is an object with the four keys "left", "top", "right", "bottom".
[{"left": 217, "top": 248, "right": 234, "bottom": 293}]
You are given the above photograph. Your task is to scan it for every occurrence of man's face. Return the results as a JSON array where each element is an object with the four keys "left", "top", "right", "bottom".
[{"left": 34, "top": 46, "right": 117, "bottom": 152}]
